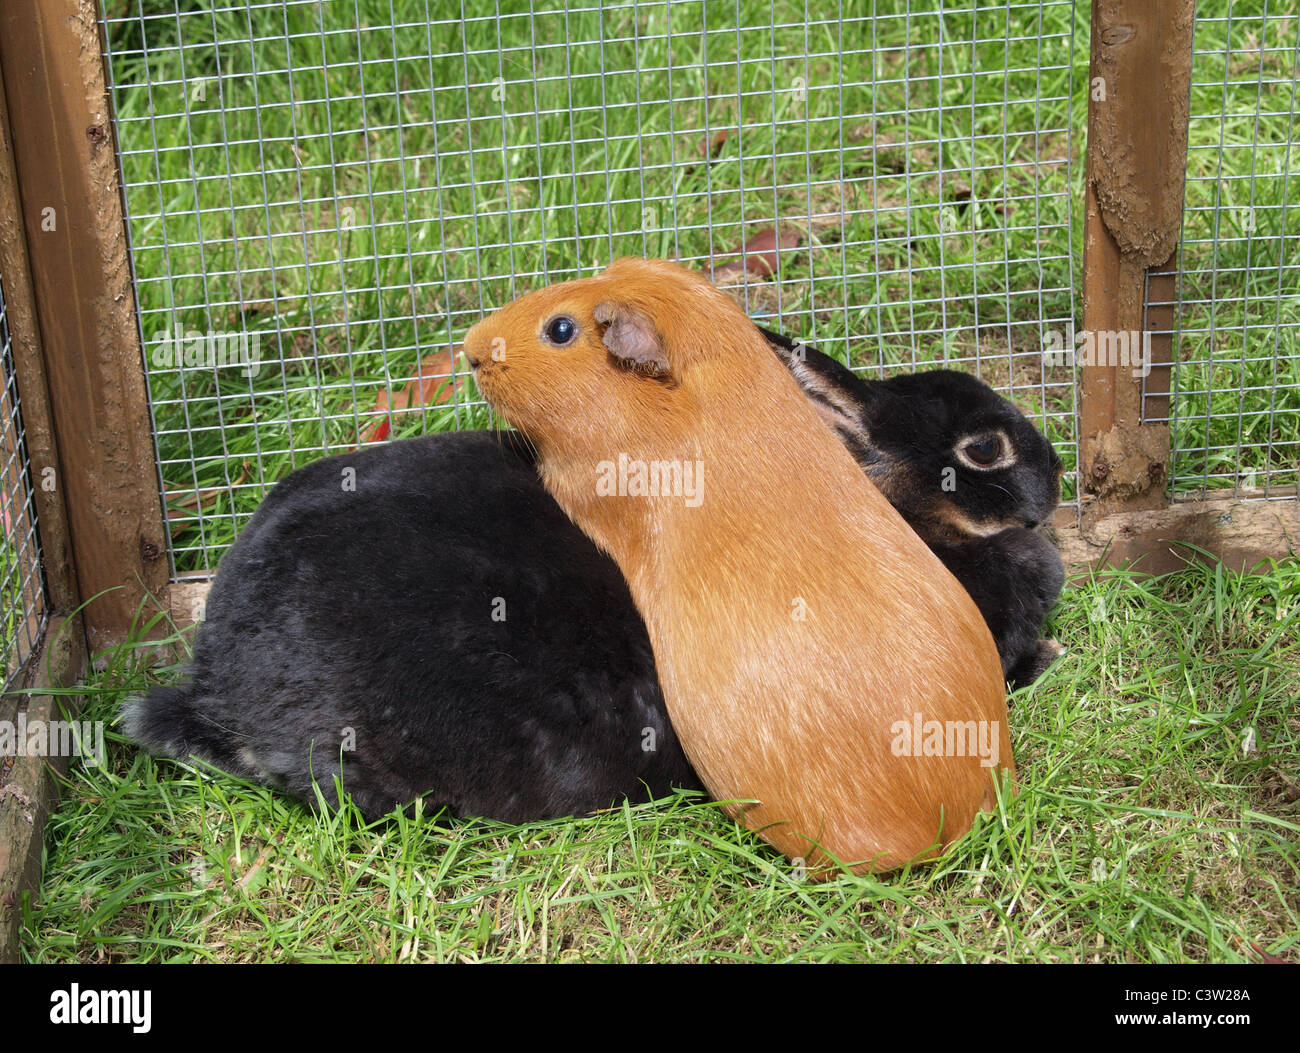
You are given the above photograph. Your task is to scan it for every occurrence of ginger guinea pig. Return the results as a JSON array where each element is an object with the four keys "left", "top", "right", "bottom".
[{"left": 464, "top": 257, "right": 1013, "bottom": 875}]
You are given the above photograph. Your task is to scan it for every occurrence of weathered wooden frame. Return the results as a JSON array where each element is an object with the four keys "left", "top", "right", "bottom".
[
  {"left": 1051, "top": 0, "right": 1299, "bottom": 575},
  {"left": 0, "top": 0, "right": 169, "bottom": 654}
]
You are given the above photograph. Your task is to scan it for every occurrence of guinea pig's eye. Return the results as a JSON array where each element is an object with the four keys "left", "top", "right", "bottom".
[
  {"left": 956, "top": 433, "right": 1012, "bottom": 470},
  {"left": 543, "top": 315, "right": 578, "bottom": 347}
]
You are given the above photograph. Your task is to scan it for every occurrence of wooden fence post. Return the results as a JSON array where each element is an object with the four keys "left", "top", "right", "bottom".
[
  {"left": 0, "top": 48, "right": 83, "bottom": 629},
  {"left": 0, "top": 0, "right": 168, "bottom": 649},
  {"left": 1078, "top": 0, "right": 1196, "bottom": 524}
]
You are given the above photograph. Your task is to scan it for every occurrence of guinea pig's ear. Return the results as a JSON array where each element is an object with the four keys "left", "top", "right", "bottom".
[{"left": 593, "top": 301, "right": 672, "bottom": 379}]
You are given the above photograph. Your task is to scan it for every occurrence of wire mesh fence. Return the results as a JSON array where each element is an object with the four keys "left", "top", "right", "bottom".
[
  {"left": 93, "top": 0, "right": 1298, "bottom": 583},
  {"left": 1150, "top": 2, "right": 1300, "bottom": 501},
  {"left": 0, "top": 271, "right": 48, "bottom": 691},
  {"left": 98, "top": 0, "right": 1080, "bottom": 577}
]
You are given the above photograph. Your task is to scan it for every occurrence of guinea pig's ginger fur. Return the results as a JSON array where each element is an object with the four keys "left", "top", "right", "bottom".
[{"left": 465, "top": 257, "right": 1013, "bottom": 875}]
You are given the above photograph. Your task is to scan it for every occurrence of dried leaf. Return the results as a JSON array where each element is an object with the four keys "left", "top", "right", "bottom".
[
  {"left": 360, "top": 346, "right": 461, "bottom": 445},
  {"left": 697, "top": 127, "right": 733, "bottom": 158},
  {"left": 709, "top": 226, "right": 803, "bottom": 284},
  {"left": 1250, "top": 942, "right": 1287, "bottom": 964}
]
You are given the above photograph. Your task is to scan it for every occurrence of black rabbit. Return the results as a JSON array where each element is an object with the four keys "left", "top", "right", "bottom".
[
  {"left": 127, "top": 429, "right": 698, "bottom": 821},
  {"left": 124, "top": 331, "right": 1064, "bottom": 821},
  {"left": 760, "top": 326, "right": 1066, "bottom": 687}
]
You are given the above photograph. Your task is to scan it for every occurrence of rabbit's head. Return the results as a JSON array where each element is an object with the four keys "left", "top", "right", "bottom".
[
  {"left": 763, "top": 328, "right": 1063, "bottom": 540},
  {"left": 870, "top": 369, "right": 1063, "bottom": 536}
]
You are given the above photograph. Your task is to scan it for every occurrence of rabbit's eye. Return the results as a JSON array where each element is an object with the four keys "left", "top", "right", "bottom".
[
  {"left": 964, "top": 437, "right": 1001, "bottom": 464},
  {"left": 544, "top": 315, "right": 578, "bottom": 347},
  {"left": 957, "top": 434, "right": 1010, "bottom": 469}
]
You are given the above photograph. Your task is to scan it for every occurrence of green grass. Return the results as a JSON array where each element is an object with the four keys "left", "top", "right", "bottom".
[{"left": 20, "top": 559, "right": 1300, "bottom": 963}]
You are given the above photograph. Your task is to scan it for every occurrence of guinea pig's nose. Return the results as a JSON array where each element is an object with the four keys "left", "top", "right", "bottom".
[{"left": 462, "top": 322, "right": 486, "bottom": 370}]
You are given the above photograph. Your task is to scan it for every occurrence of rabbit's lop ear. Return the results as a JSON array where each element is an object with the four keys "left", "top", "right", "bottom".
[{"left": 594, "top": 301, "right": 671, "bottom": 378}]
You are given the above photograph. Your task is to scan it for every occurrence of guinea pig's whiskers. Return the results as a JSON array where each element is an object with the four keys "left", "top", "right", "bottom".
[
  {"left": 513, "top": 423, "right": 539, "bottom": 462},
  {"left": 485, "top": 408, "right": 519, "bottom": 453}
]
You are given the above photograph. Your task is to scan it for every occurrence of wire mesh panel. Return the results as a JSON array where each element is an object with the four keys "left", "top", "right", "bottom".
[
  {"left": 1154, "top": 1, "right": 1300, "bottom": 500},
  {"left": 0, "top": 272, "right": 48, "bottom": 689},
  {"left": 98, "top": 0, "right": 1078, "bottom": 577}
]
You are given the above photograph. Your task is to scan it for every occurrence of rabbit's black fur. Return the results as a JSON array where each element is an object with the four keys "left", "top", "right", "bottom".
[
  {"left": 125, "top": 331, "right": 1064, "bottom": 821},
  {"left": 124, "top": 430, "right": 700, "bottom": 822}
]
